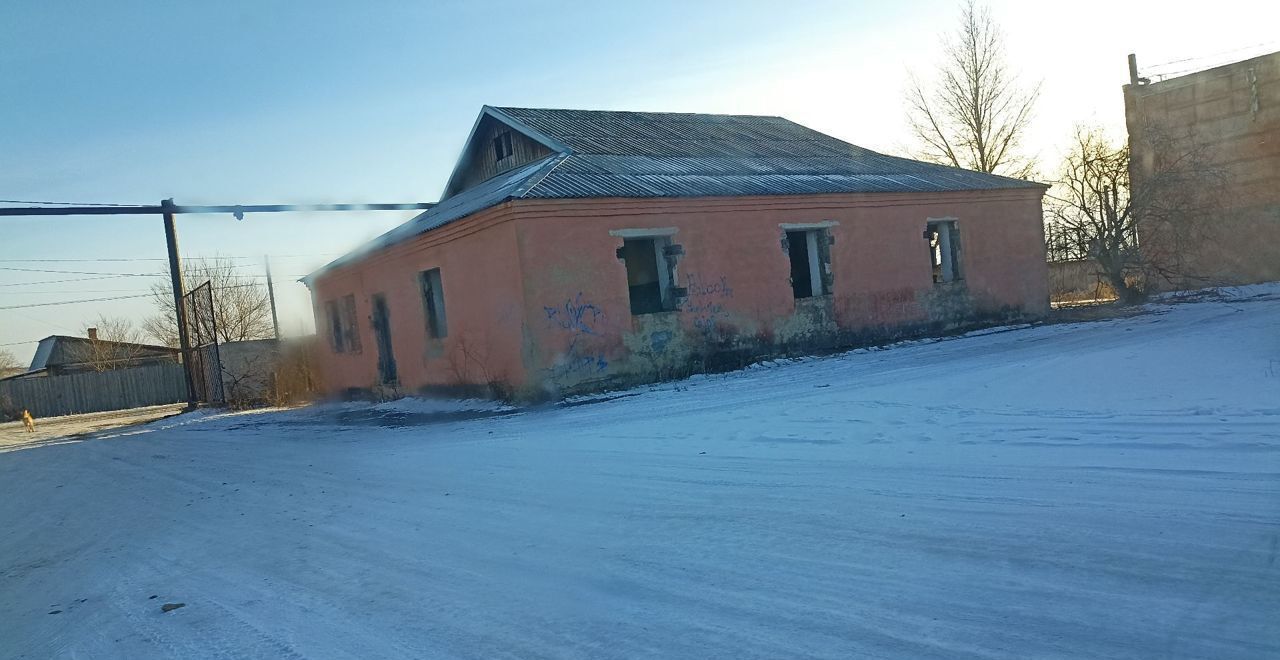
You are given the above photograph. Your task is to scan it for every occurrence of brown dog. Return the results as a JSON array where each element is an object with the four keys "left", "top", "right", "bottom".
[{"left": 21, "top": 410, "right": 35, "bottom": 432}]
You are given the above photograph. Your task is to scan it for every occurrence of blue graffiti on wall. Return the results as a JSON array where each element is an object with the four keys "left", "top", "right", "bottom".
[
  {"left": 544, "top": 292, "right": 608, "bottom": 380},
  {"left": 548, "top": 337, "right": 610, "bottom": 380},
  {"left": 544, "top": 293, "right": 603, "bottom": 335}
]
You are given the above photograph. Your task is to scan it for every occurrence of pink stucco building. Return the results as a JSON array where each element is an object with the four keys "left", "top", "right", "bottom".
[{"left": 304, "top": 107, "right": 1049, "bottom": 399}]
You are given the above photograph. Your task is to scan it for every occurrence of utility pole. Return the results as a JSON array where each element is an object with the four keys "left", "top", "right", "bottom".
[
  {"left": 264, "top": 255, "right": 281, "bottom": 341},
  {"left": 0, "top": 198, "right": 434, "bottom": 409},
  {"left": 162, "top": 198, "right": 198, "bottom": 410}
]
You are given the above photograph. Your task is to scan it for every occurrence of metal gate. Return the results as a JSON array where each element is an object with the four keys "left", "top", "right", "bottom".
[{"left": 183, "top": 280, "right": 225, "bottom": 405}]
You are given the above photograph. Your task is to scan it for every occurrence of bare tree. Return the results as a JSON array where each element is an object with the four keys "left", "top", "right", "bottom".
[
  {"left": 906, "top": 0, "right": 1041, "bottom": 178},
  {"left": 0, "top": 349, "right": 22, "bottom": 375},
  {"left": 79, "top": 315, "right": 148, "bottom": 372},
  {"left": 144, "top": 257, "right": 275, "bottom": 347},
  {"left": 1046, "top": 124, "right": 1226, "bottom": 304}
]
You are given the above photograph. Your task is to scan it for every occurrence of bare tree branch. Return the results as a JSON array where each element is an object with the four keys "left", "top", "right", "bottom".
[
  {"left": 77, "top": 315, "right": 148, "bottom": 372},
  {"left": 145, "top": 257, "right": 275, "bottom": 347},
  {"left": 1045, "top": 123, "right": 1226, "bottom": 304},
  {"left": 0, "top": 349, "right": 21, "bottom": 375},
  {"left": 905, "top": 0, "right": 1040, "bottom": 178}
]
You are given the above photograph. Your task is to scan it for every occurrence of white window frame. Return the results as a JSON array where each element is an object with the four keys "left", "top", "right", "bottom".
[
  {"left": 926, "top": 217, "right": 962, "bottom": 284},
  {"left": 781, "top": 222, "right": 837, "bottom": 299},
  {"left": 611, "top": 228, "right": 681, "bottom": 314}
]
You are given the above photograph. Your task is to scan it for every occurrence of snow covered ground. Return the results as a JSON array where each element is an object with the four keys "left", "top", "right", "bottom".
[
  {"left": 2, "top": 287, "right": 1278, "bottom": 659},
  {"left": 0, "top": 404, "right": 188, "bottom": 453}
]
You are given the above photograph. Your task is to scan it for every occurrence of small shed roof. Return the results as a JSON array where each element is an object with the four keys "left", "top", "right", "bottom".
[{"left": 27, "top": 335, "right": 178, "bottom": 372}]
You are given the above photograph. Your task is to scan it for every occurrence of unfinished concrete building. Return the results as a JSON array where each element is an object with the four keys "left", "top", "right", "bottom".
[{"left": 1125, "top": 51, "right": 1280, "bottom": 286}]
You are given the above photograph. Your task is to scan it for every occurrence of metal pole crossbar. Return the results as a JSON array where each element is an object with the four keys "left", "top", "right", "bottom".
[
  {"left": 0, "top": 202, "right": 434, "bottom": 217},
  {"left": 1, "top": 199, "right": 434, "bottom": 408}
]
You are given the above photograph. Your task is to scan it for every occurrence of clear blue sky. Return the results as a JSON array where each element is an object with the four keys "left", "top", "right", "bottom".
[{"left": 3, "top": 0, "right": 1276, "bottom": 364}]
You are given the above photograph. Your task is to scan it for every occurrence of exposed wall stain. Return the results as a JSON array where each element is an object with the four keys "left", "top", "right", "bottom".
[
  {"left": 867, "top": 287, "right": 920, "bottom": 324},
  {"left": 775, "top": 296, "right": 838, "bottom": 347},
  {"left": 649, "top": 330, "right": 673, "bottom": 352},
  {"left": 622, "top": 312, "right": 695, "bottom": 379},
  {"left": 919, "top": 283, "right": 977, "bottom": 327},
  {"left": 535, "top": 277, "right": 1035, "bottom": 399}
]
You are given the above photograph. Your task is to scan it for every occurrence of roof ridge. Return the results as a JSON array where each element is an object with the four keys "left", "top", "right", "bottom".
[{"left": 493, "top": 106, "right": 788, "bottom": 121}]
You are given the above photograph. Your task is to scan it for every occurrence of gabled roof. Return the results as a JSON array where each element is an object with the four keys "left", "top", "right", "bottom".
[
  {"left": 497, "top": 107, "right": 1043, "bottom": 197},
  {"left": 28, "top": 335, "right": 177, "bottom": 372},
  {"left": 304, "top": 106, "right": 1044, "bottom": 282}
]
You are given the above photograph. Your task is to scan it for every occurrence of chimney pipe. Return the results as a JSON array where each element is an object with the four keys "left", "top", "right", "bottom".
[
  {"left": 1128, "top": 53, "right": 1140, "bottom": 85},
  {"left": 88, "top": 328, "right": 98, "bottom": 341}
]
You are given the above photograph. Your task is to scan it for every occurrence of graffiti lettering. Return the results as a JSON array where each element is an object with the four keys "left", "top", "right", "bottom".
[
  {"left": 681, "top": 273, "right": 733, "bottom": 338},
  {"left": 547, "top": 336, "right": 609, "bottom": 379},
  {"left": 685, "top": 273, "right": 734, "bottom": 299},
  {"left": 544, "top": 293, "right": 608, "bottom": 381},
  {"left": 544, "top": 292, "right": 603, "bottom": 335}
]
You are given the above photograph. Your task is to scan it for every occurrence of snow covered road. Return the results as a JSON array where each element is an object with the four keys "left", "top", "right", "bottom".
[{"left": 3, "top": 289, "right": 1278, "bottom": 659}]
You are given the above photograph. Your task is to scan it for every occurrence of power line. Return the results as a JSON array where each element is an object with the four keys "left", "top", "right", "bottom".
[
  {"left": 0, "top": 202, "right": 433, "bottom": 217},
  {"left": 1144, "top": 40, "right": 1280, "bottom": 72},
  {"left": 0, "top": 273, "right": 308, "bottom": 287},
  {"left": 5, "top": 308, "right": 83, "bottom": 334},
  {"left": 1, "top": 288, "right": 160, "bottom": 294},
  {"left": 0, "top": 282, "right": 268, "bottom": 311},
  {"left": 0, "top": 258, "right": 173, "bottom": 263},
  {"left": 0, "top": 275, "right": 145, "bottom": 287},
  {"left": 0, "top": 262, "right": 268, "bottom": 276},
  {"left": 0, "top": 266, "right": 155, "bottom": 277},
  {"left": 0, "top": 293, "right": 152, "bottom": 310},
  {"left": 0, "top": 253, "right": 341, "bottom": 264},
  {"left": 0, "top": 339, "right": 44, "bottom": 347}
]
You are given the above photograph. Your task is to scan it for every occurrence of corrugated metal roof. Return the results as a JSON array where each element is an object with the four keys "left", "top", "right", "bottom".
[
  {"left": 305, "top": 106, "right": 1044, "bottom": 282},
  {"left": 493, "top": 107, "right": 862, "bottom": 158},
  {"left": 488, "top": 107, "right": 1042, "bottom": 198},
  {"left": 518, "top": 152, "right": 1037, "bottom": 198}
]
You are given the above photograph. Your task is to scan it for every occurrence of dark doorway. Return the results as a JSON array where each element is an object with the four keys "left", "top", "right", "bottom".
[
  {"left": 786, "top": 230, "right": 814, "bottom": 299},
  {"left": 371, "top": 294, "right": 398, "bottom": 385},
  {"left": 620, "top": 238, "right": 666, "bottom": 315}
]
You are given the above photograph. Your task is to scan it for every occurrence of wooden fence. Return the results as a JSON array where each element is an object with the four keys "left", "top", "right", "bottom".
[{"left": 0, "top": 362, "right": 187, "bottom": 418}]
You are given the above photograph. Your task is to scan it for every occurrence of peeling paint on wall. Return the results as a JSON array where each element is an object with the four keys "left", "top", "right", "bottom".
[{"left": 776, "top": 297, "right": 839, "bottom": 347}]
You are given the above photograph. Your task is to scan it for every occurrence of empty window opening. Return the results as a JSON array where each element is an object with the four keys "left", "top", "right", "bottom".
[
  {"left": 326, "top": 300, "right": 345, "bottom": 353},
  {"left": 926, "top": 220, "right": 962, "bottom": 283},
  {"left": 420, "top": 268, "right": 448, "bottom": 339},
  {"left": 493, "top": 131, "right": 514, "bottom": 161},
  {"left": 370, "top": 293, "right": 397, "bottom": 385},
  {"left": 619, "top": 237, "right": 680, "bottom": 315},
  {"left": 786, "top": 229, "right": 830, "bottom": 299},
  {"left": 341, "top": 294, "right": 361, "bottom": 353}
]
